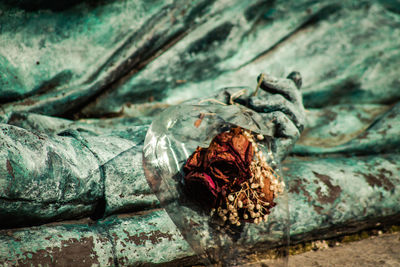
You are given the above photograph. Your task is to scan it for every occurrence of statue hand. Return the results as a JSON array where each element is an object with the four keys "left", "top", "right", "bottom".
[{"left": 247, "top": 71, "right": 305, "bottom": 162}]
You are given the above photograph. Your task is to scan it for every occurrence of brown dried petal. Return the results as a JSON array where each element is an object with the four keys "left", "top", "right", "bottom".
[
  {"left": 204, "top": 127, "right": 253, "bottom": 184},
  {"left": 184, "top": 127, "right": 257, "bottom": 211},
  {"left": 207, "top": 152, "right": 239, "bottom": 183},
  {"left": 183, "top": 147, "right": 206, "bottom": 174},
  {"left": 260, "top": 177, "right": 275, "bottom": 208},
  {"left": 230, "top": 129, "right": 254, "bottom": 165}
]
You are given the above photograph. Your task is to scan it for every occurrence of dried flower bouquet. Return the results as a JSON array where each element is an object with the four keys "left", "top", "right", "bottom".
[{"left": 183, "top": 126, "right": 284, "bottom": 226}]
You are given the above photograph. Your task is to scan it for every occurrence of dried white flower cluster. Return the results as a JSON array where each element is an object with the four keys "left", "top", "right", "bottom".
[{"left": 212, "top": 129, "right": 285, "bottom": 226}]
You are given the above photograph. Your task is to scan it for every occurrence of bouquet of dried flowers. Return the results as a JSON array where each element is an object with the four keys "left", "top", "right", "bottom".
[{"left": 183, "top": 126, "right": 285, "bottom": 226}]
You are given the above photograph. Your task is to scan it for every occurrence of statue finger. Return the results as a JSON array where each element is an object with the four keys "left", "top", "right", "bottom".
[
  {"left": 257, "top": 72, "right": 302, "bottom": 104},
  {"left": 248, "top": 94, "right": 305, "bottom": 132}
]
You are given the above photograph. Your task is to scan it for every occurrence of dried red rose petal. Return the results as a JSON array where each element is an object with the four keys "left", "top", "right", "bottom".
[
  {"left": 183, "top": 147, "right": 206, "bottom": 173},
  {"left": 204, "top": 127, "right": 253, "bottom": 185},
  {"left": 183, "top": 127, "right": 253, "bottom": 208},
  {"left": 184, "top": 171, "right": 219, "bottom": 208},
  {"left": 183, "top": 126, "right": 282, "bottom": 224}
]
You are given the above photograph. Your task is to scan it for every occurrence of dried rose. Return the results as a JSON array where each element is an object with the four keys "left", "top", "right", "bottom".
[
  {"left": 204, "top": 127, "right": 254, "bottom": 185},
  {"left": 183, "top": 147, "right": 217, "bottom": 208},
  {"left": 183, "top": 126, "right": 282, "bottom": 223},
  {"left": 183, "top": 127, "right": 253, "bottom": 208}
]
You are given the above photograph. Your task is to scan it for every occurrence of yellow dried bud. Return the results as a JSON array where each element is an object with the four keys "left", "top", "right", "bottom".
[
  {"left": 257, "top": 134, "right": 264, "bottom": 140},
  {"left": 238, "top": 200, "right": 243, "bottom": 208},
  {"left": 251, "top": 183, "right": 259, "bottom": 189},
  {"left": 228, "top": 194, "right": 235, "bottom": 202}
]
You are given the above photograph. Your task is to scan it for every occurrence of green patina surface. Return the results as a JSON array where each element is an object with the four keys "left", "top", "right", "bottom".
[
  {"left": 0, "top": 210, "right": 194, "bottom": 267},
  {"left": 0, "top": 0, "right": 400, "bottom": 265},
  {"left": 0, "top": 152, "right": 399, "bottom": 265}
]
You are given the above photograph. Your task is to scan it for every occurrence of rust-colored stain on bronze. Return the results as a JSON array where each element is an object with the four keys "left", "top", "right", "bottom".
[
  {"left": 118, "top": 256, "right": 129, "bottom": 266},
  {"left": 107, "top": 256, "right": 114, "bottom": 266},
  {"left": 112, "top": 232, "right": 119, "bottom": 242},
  {"left": 122, "top": 229, "right": 173, "bottom": 246},
  {"left": 313, "top": 204, "right": 324, "bottom": 214},
  {"left": 313, "top": 171, "right": 342, "bottom": 204},
  {"left": 19, "top": 98, "right": 37, "bottom": 106},
  {"left": 359, "top": 169, "right": 395, "bottom": 191},
  {"left": 289, "top": 177, "right": 312, "bottom": 202},
  {"left": 14, "top": 236, "right": 100, "bottom": 267},
  {"left": 6, "top": 159, "right": 14, "bottom": 179},
  {"left": 98, "top": 235, "right": 109, "bottom": 244},
  {"left": 6, "top": 159, "right": 15, "bottom": 192},
  {"left": 357, "top": 131, "right": 369, "bottom": 140},
  {"left": 380, "top": 123, "right": 392, "bottom": 135}
]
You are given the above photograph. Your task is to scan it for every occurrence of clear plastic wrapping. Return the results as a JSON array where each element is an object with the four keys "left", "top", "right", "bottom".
[{"left": 143, "top": 103, "right": 289, "bottom": 266}]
